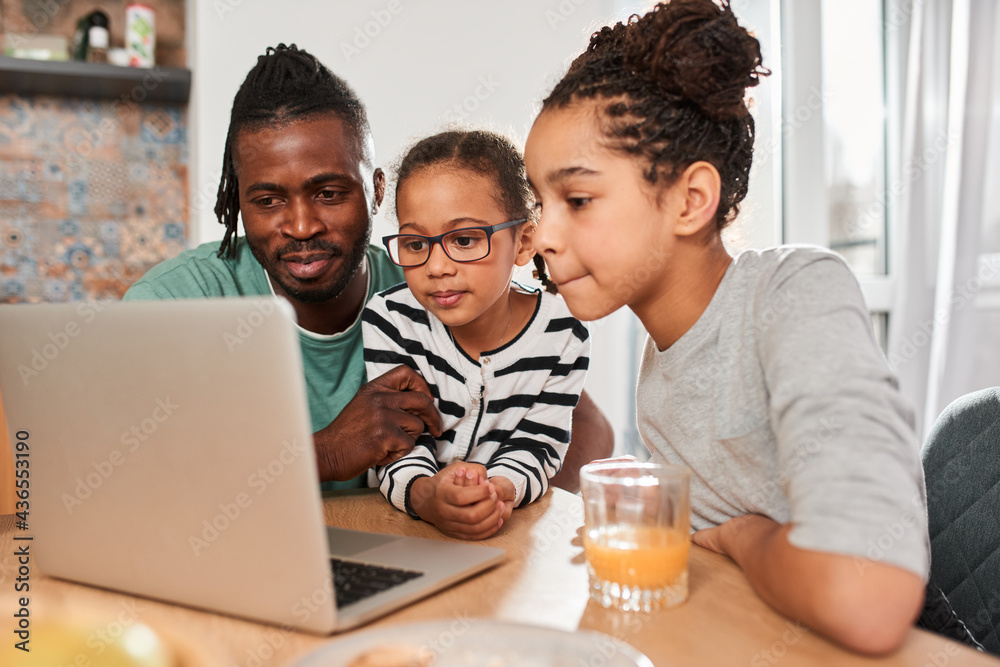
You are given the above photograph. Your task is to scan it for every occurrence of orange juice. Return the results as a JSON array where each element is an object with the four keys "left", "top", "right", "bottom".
[{"left": 583, "top": 525, "right": 689, "bottom": 588}]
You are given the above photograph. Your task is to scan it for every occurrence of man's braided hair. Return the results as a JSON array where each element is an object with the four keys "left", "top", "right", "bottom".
[
  {"left": 214, "top": 44, "right": 372, "bottom": 259},
  {"left": 542, "top": 0, "right": 770, "bottom": 230}
]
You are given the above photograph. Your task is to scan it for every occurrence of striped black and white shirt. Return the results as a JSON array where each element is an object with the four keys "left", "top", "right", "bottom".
[{"left": 362, "top": 282, "right": 590, "bottom": 516}]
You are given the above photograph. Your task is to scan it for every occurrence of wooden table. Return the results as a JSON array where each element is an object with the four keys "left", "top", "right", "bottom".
[{"left": 1, "top": 489, "right": 997, "bottom": 666}]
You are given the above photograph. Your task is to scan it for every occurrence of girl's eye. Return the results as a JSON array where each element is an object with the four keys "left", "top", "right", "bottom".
[
  {"left": 568, "top": 197, "right": 591, "bottom": 209},
  {"left": 451, "top": 235, "right": 479, "bottom": 248},
  {"left": 402, "top": 238, "right": 428, "bottom": 253}
]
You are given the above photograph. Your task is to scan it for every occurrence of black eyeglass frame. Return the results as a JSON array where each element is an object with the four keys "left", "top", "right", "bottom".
[{"left": 382, "top": 218, "right": 528, "bottom": 268}]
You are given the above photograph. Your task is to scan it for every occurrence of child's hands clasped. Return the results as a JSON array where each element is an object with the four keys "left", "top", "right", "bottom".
[{"left": 409, "top": 463, "right": 514, "bottom": 540}]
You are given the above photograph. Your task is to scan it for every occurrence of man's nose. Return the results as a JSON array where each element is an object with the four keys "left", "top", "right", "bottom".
[{"left": 281, "top": 199, "right": 325, "bottom": 240}]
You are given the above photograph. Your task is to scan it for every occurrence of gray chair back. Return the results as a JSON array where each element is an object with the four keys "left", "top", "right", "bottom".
[{"left": 923, "top": 387, "right": 1000, "bottom": 655}]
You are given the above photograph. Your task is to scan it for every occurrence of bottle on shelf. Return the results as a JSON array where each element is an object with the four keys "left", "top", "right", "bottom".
[
  {"left": 72, "top": 10, "right": 110, "bottom": 62},
  {"left": 125, "top": 3, "right": 156, "bottom": 67},
  {"left": 87, "top": 24, "right": 109, "bottom": 63}
]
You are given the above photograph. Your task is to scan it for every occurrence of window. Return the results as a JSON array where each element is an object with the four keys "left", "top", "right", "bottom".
[
  {"left": 735, "top": 0, "right": 897, "bottom": 325},
  {"left": 821, "top": 0, "right": 888, "bottom": 277}
]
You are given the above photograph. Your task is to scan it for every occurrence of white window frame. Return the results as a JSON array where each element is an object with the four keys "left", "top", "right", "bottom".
[{"left": 778, "top": 0, "right": 900, "bottom": 316}]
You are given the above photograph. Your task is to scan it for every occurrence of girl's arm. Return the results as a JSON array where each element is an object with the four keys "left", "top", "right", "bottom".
[
  {"left": 361, "top": 296, "right": 442, "bottom": 514},
  {"left": 693, "top": 515, "right": 924, "bottom": 655},
  {"left": 374, "top": 436, "right": 441, "bottom": 515},
  {"left": 713, "top": 251, "right": 927, "bottom": 653},
  {"left": 485, "top": 317, "right": 591, "bottom": 506}
]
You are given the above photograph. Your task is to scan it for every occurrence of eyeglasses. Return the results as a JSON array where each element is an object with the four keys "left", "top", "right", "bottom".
[{"left": 382, "top": 218, "right": 527, "bottom": 268}]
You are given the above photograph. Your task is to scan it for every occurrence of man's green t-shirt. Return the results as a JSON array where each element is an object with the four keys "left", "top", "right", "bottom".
[{"left": 123, "top": 237, "right": 404, "bottom": 490}]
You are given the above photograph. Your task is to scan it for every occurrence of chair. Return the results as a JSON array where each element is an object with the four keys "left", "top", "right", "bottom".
[{"left": 923, "top": 387, "right": 1000, "bottom": 655}]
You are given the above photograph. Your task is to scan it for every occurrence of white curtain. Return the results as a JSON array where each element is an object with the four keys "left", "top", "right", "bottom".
[{"left": 888, "top": 0, "right": 1000, "bottom": 439}]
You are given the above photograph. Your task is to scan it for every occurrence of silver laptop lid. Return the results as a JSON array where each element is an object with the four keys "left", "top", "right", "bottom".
[{"left": 0, "top": 298, "right": 338, "bottom": 633}]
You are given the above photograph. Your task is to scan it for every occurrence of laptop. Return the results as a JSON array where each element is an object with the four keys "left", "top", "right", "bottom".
[{"left": 0, "top": 297, "right": 504, "bottom": 634}]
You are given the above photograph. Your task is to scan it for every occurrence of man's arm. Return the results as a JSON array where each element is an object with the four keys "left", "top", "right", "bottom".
[
  {"left": 550, "top": 390, "right": 614, "bottom": 493},
  {"left": 313, "top": 365, "right": 442, "bottom": 482},
  {"left": 693, "top": 515, "right": 925, "bottom": 655}
]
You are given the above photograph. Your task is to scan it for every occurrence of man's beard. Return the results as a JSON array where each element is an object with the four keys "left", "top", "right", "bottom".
[{"left": 248, "top": 229, "right": 370, "bottom": 304}]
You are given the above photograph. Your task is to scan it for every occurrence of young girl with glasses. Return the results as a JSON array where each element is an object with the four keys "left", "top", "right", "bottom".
[
  {"left": 362, "top": 130, "right": 590, "bottom": 540},
  {"left": 525, "top": 0, "right": 927, "bottom": 654}
]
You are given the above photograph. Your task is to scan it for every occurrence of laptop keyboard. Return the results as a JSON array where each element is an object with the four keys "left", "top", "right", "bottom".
[{"left": 330, "top": 558, "right": 424, "bottom": 608}]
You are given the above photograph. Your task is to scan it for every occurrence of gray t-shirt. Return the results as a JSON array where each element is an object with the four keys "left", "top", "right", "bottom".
[{"left": 637, "top": 245, "right": 930, "bottom": 578}]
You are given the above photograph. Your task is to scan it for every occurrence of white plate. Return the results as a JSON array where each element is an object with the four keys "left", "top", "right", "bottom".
[{"left": 293, "top": 619, "right": 654, "bottom": 667}]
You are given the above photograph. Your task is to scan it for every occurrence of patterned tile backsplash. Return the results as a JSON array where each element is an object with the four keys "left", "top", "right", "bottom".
[{"left": 0, "top": 95, "right": 188, "bottom": 302}]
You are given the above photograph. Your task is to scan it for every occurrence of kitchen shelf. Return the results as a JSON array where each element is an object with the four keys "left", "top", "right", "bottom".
[{"left": 0, "top": 55, "right": 190, "bottom": 104}]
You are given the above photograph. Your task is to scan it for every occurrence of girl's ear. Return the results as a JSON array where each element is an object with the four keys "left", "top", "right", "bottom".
[
  {"left": 372, "top": 168, "right": 386, "bottom": 215},
  {"left": 514, "top": 221, "right": 536, "bottom": 267},
  {"left": 672, "top": 161, "right": 721, "bottom": 237}
]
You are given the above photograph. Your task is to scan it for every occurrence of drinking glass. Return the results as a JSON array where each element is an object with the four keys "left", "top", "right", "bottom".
[{"left": 580, "top": 461, "right": 691, "bottom": 612}]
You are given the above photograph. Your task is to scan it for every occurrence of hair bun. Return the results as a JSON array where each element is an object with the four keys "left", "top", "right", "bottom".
[
  {"left": 266, "top": 43, "right": 299, "bottom": 55},
  {"left": 623, "top": 0, "right": 767, "bottom": 121}
]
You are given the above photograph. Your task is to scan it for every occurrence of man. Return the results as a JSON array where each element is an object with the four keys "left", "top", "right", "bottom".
[{"left": 125, "top": 44, "right": 611, "bottom": 491}]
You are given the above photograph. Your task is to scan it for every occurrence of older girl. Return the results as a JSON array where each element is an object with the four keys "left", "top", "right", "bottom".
[{"left": 525, "top": 0, "right": 927, "bottom": 654}]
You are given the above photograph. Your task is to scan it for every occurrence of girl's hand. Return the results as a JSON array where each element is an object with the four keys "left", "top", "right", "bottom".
[
  {"left": 410, "top": 463, "right": 504, "bottom": 540},
  {"left": 451, "top": 462, "right": 489, "bottom": 487},
  {"left": 488, "top": 475, "right": 516, "bottom": 525},
  {"left": 692, "top": 514, "right": 774, "bottom": 558}
]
